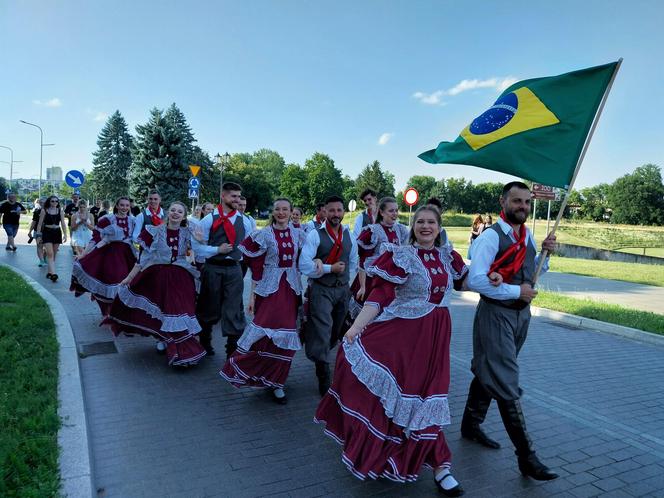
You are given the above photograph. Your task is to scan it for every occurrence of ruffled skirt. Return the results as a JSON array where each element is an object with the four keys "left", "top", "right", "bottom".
[
  {"left": 315, "top": 307, "right": 453, "bottom": 482},
  {"left": 70, "top": 241, "right": 136, "bottom": 316},
  {"left": 103, "top": 264, "right": 206, "bottom": 366},
  {"left": 221, "top": 274, "right": 301, "bottom": 388}
]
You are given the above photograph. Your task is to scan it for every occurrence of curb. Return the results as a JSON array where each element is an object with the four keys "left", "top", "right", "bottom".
[
  {"left": 1, "top": 264, "right": 94, "bottom": 497},
  {"left": 455, "top": 292, "right": 664, "bottom": 347}
]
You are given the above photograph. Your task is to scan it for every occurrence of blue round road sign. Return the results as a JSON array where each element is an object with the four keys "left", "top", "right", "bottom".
[
  {"left": 65, "top": 170, "right": 85, "bottom": 188},
  {"left": 188, "top": 177, "right": 200, "bottom": 189}
]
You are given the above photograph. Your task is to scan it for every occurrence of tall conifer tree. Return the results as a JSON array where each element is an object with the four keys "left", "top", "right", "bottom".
[{"left": 90, "top": 111, "right": 133, "bottom": 200}]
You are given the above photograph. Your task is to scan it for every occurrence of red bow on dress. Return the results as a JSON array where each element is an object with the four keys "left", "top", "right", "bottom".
[
  {"left": 488, "top": 211, "right": 527, "bottom": 284},
  {"left": 324, "top": 223, "right": 344, "bottom": 264},
  {"left": 148, "top": 206, "right": 163, "bottom": 226},
  {"left": 211, "top": 205, "right": 237, "bottom": 245}
]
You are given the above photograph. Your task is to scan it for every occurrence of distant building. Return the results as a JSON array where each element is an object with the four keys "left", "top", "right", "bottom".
[{"left": 46, "top": 166, "right": 63, "bottom": 183}]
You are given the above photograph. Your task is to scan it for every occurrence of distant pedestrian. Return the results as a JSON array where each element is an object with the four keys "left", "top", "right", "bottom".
[
  {"left": 303, "top": 202, "right": 326, "bottom": 233},
  {"left": 63, "top": 193, "right": 80, "bottom": 227},
  {"left": 132, "top": 191, "right": 164, "bottom": 242},
  {"left": 484, "top": 214, "right": 493, "bottom": 227},
  {"left": 221, "top": 198, "right": 304, "bottom": 403},
  {"left": 27, "top": 197, "right": 47, "bottom": 266},
  {"left": 104, "top": 201, "right": 206, "bottom": 367},
  {"left": 90, "top": 199, "right": 102, "bottom": 224},
  {"left": 129, "top": 198, "right": 141, "bottom": 217},
  {"left": 70, "top": 200, "right": 94, "bottom": 256},
  {"left": 97, "top": 200, "right": 111, "bottom": 219},
  {"left": 36, "top": 195, "right": 67, "bottom": 282},
  {"left": 238, "top": 196, "right": 257, "bottom": 231},
  {"left": 467, "top": 214, "right": 485, "bottom": 259},
  {"left": 1, "top": 192, "right": 26, "bottom": 251},
  {"left": 290, "top": 206, "right": 303, "bottom": 228},
  {"left": 71, "top": 197, "right": 137, "bottom": 315}
]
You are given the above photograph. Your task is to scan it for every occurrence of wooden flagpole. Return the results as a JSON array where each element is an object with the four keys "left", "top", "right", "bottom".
[{"left": 533, "top": 58, "right": 623, "bottom": 284}]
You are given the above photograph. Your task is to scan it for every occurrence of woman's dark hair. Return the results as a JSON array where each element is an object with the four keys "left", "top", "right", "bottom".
[
  {"left": 375, "top": 197, "right": 398, "bottom": 225},
  {"left": 360, "top": 188, "right": 377, "bottom": 201},
  {"left": 269, "top": 197, "right": 293, "bottom": 226},
  {"left": 408, "top": 205, "right": 442, "bottom": 246},
  {"left": 113, "top": 196, "right": 131, "bottom": 214},
  {"left": 45, "top": 195, "right": 60, "bottom": 210}
]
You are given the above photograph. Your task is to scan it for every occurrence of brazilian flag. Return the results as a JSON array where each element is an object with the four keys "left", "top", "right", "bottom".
[{"left": 419, "top": 61, "right": 619, "bottom": 188}]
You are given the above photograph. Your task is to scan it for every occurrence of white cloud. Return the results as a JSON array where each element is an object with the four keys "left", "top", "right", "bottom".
[
  {"left": 93, "top": 112, "right": 109, "bottom": 122},
  {"left": 378, "top": 132, "right": 394, "bottom": 145},
  {"left": 33, "top": 97, "right": 62, "bottom": 107},
  {"left": 413, "top": 76, "right": 518, "bottom": 105}
]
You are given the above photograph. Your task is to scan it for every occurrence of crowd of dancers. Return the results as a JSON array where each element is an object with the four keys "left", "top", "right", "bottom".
[{"left": 22, "top": 181, "right": 560, "bottom": 495}]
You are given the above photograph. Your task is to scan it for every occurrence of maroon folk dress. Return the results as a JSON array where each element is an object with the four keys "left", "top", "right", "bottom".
[
  {"left": 103, "top": 224, "right": 206, "bottom": 366},
  {"left": 315, "top": 242, "right": 468, "bottom": 482},
  {"left": 348, "top": 222, "right": 410, "bottom": 319},
  {"left": 221, "top": 226, "right": 304, "bottom": 388},
  {"left": 70, "top": 214, "right": 137, "bottom": 316}
]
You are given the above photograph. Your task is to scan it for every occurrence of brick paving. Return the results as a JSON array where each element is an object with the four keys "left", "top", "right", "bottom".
[{"left": 3, "top": 240, "right": 664, "bottom": 497}]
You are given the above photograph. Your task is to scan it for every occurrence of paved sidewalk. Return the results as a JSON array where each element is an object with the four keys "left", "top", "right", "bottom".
[
  {"left": 3, "top": 238, "right": 664, "bottom": 497},
  {"left": 538, "top": 272, "right": 664, "bottom": 315}
]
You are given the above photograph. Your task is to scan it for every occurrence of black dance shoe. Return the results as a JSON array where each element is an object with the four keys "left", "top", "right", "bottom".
[
  {"left": 272, "top": 388, "right": 288, "bottom": 405},
  {"left": 518, "top": 453, "right": 559, "bottom": 481},
  {"left": 460, "top": 426, "right": 501, "bottom": 449},
  {"left": 434, "top": 472, "right": 465, "bottom": 497}
]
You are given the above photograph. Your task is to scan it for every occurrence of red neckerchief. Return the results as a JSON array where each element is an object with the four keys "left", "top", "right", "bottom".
[
  {"left": 148, "top": 205, "right": 162, "bottom": 226},
  {"left": 292, "top": 222, "right": 301, "bottom": 228},
  {"left": 211, "top": 205, "right": 237, "bottom": 245},
  {"left": 324, "top": 223, "right": 344, "bottom": 264},
  {"left": 489, "top": 211, "right": 527, "bottom": 284},
  {"left": 315, "top": 214, "right": 324, "bottom": 225},
  {"left": 367, "top": 209, "right": 374, "bottom": 224}
]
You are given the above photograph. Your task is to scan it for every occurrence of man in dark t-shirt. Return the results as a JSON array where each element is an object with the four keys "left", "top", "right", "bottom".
[
  {"left": 1, "top": 192, "right": 26, "bottom": 251},
  {"left": 89, "top": 199, "right": 102, "bottom": 224},
  {"left": 64, "top": 193, "right": 80, "bottom": 226}
]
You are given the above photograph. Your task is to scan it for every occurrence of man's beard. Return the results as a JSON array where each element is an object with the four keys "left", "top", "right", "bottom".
[
  {"left": 328, "top": 217, "right": 341, "bottom": 227},
  {"left": 505, "top": 208, "right": 528, "bottom": 225}
]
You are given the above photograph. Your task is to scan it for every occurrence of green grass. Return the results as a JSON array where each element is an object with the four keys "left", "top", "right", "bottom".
[
  {"left": 0, "top": 266, "right": 60, "bottom": 497},
  {"left": 548, "top": 256, "right": 664, "bottom": 287},
  {"left": 534, "top": 290, "right": 664, "bottom": 336}
]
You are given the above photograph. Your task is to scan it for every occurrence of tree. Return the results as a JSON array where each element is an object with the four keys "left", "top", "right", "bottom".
[
  {"left": 398, "top": 175, "right": 437, "bottom": 210},
  {"left": 90, "top": 111, "right": 134, "bottom": 201},
  {"left": 354, "top": 160, "right": 395, "bottom": 203},
  {"left": 279, "top": 163, "right": 309, "bottom": 211},
  {"left": 224, "top": 153, "right": 273, "bottom": 212},
  {"left": 608, "top": 164, "right": 664, "bottom": 225},
  {"left": 579, "top": 184, "right": 610, "bottom": 221},
  {"left": 128, "top": 104, "right": 197, "bottom": 207},
  {"left": 304, "top": 153, "right": 345, "bottom": 210},
  {"left": 251, "top": 149, "right": 286, "bottom": 196}
]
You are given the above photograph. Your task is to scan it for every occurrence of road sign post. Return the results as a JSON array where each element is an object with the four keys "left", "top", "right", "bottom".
[{"left": 403, "top": 187, "right": 419, "bottom": 226}]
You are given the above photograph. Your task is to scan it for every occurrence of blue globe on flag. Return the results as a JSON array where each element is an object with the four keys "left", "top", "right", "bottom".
[{"left": 469, "top": 92, "right": 518, "bottom": 135}]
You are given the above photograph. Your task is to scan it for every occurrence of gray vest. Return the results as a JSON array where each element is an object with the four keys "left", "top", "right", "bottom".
[
  {"left": 208, "top": 213, "right": 245, "bottom": 263},
  {"left": 315, "top": 226, "right": 352, "bottom": 286},
  {"left": 483, "top": 223, "right": 536, "bottom": 306},
  {"left": 360, "top": 211, "right": 372, "bottom": 228}
]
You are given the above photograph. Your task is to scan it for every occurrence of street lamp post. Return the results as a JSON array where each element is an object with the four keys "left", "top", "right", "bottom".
[
  {"left": 215, "top": 152, "right": 231, "bottom": 200},
  {"left": 0, "top": 145, "right": 17, "bottom": 190},
  {"left": 19, "top": 120, "right": 55, "bottom": 199}
]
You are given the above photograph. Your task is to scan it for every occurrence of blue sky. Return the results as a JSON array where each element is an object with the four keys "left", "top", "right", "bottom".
[{"left": 1, "top": 0, "right": 662, "bottom": 192}]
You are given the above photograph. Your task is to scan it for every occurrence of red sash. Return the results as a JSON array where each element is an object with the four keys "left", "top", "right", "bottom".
[
  {"left": 488, "top": 211, "right": 527, "bottom": 284},
  {"left": 211, "top": 205, "right": 237, "bottom": 245},
  {"left": 148, "top": 206, "right": 162, "bottom": 226},
  {"left": 324, "top": 224, "right": 344, "bottom": 264}
]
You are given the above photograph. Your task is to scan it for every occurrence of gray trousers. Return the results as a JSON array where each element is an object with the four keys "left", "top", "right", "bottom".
[
  {"left": 196, "top": 263, "right": 245, "bottom": 337},
  {"left": 470, "top": 299, "right": 531, "bottom": 401},
  {"left": 305, "top": 282, "right": 350, "bottom": 364}
]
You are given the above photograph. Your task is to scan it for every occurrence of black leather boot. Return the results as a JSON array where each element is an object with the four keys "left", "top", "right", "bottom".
[
  {"left": 315, "top": 361, "right": 330, "bottom": 397},
  {"left": 225, "top": 335, "right": 239, "bottom": 358},
  {"left": 199, "top": 323, "right": 215, "bottom": 356},
  {"left": 461, "top": 378, "right": 501, "bottom": 449},
  {"left": 497, "top": 399, "right": 558, "bottom": 481}
]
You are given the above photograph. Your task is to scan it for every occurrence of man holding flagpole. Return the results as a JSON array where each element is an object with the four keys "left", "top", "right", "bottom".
[{"left": 462, "top": 181, "right": 558, "bottom": 480}]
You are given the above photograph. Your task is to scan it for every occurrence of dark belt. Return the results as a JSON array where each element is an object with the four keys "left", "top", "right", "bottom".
[
  {"left": 481, "top": 295, "right": 529, "bottom": 311},
  {"left": 313, "top": 278, "right": 348, "bottom": 288},
  {"left": 206, "top": 258, "right": 239, "bottom": 267}
]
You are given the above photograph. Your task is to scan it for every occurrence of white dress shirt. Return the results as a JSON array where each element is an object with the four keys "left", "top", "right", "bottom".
[
  {"left": 299, "top": 225, "right": 359, "bottom": 278},
  {"left": 243, "top": 213, "right": 257, "bottom": 232},
  {"left": 352, "top": 210, "right": 373, "bottom": 239},
  {"left": 191, "top": 211, "right": 254, "bottom": 261},
  {"left": 467, "top": 217, "right": 549, "bottom": 300},
  {"left": 132, "top": 207, "right": 165, "bottom": 243}
]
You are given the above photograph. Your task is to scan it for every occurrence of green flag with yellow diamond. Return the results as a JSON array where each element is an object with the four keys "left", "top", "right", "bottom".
[{"left": 418, "top": 61, "right": 619, "bottom": 189}]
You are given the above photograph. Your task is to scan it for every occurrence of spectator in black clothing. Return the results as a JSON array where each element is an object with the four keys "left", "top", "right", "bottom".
[
  {"left": 129, "top": 198, "right": 141, "bottom": 217},
  {"left": 90, "top": 199, "right": 102, "bottom": 224},
  {"left": 1, "top": 192, "right": 26, "bottom": 251}
]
